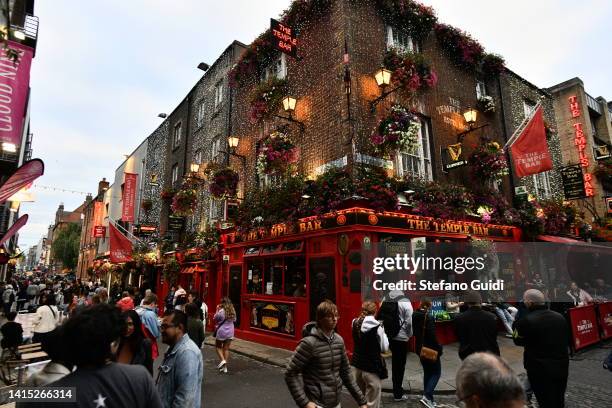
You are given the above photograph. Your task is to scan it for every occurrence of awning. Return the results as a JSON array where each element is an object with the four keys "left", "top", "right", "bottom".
[
  {"left": 536, "top": 235, "right": 583, "bottom": 244},
  {"left": 180, "top": 266, "right": 195, "bottom": 274}
]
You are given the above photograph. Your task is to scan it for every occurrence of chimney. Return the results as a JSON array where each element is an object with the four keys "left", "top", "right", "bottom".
[{"left": 98, "top": 178, "right": 110, "bottom": 196}]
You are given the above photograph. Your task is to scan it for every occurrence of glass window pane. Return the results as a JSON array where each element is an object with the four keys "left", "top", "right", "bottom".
[
  {"left": 284, "top": 256, "right": 306, "bottom": 297},
  {"left": 264, "top": 258, "right": 283, "bottom": 295},
  {"left": 247, "top": 261, "right": 263, "bottom": 294}
]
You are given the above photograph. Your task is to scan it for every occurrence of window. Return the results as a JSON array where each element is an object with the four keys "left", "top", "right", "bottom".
[
  {"left": 194, "top": 149, "right": 203, "bottom": 165},
  {"left": 476, "top": 80, "right": 487, "bottom": 100},
  {"left": 398, "top": 120, "right": 432, "bottom": 181},
  {"left": 261, "top": 54, "right": 287, "bottom": 82},
  {"left": 387, "top": 26, "right": 419, "bottom": 53},
  {"left": 173, "top": 122, "right": 182, "bottom": 149},
  {"left": 245, "top": 256, "right": 306, "bottom": 298},
  {"left": 171, "top": 164, "right": 179, "bottom": 186},
  {"left": 284, "top": 256, "right": 306, "bottom": 297},
  {"left": 533, "top": 171, "right": 552, "bottom": 199},
  {"left": 214, "top": 81, "right": 224, "bottom": 108},
  {"left": 523, "top": 100, "right": 536, "bottom": 118},
  {"left": 196, "top": 100, "right": 205, "bottom": 128},
  {"left": 261, "top": 173, "right": 283, "bottom": 188},
  {"left": 211, "top": 136, "right": 222, "bottom": 160}
]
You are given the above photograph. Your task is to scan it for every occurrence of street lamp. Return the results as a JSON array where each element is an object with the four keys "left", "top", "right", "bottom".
[
  {"left": 463, "top": 107, "right": 478, "bottom": 128},
  {"left": 273, "top": 96, "right": 305, "bottom": 130},
  {"left": 220, "top": 136, "right": 246, "bottom": 167},
  {"left": 370, "top": 68, "right": 401, "bottom": 112},
  {"left": 228, "top": 135, "right": 239, "bottom": 150},
  {"left": 190, "top": 163, "right": 200, "bottom": 173},
  {"left": 158, "top": 113, "right": 167, "bottom": 119}
]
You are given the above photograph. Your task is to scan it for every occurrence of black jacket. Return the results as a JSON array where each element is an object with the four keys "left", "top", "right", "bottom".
[
  {"left": 454, "top": 306, "right": 500, "bottom": 360},
  {"left": 412, "top": 309, "right": 442, "bottom": 359},
  {"left": 285, "top": 322, "right": 367, "bottom": 408},
  {"left": 513, "top": 306, "right": 569, "bottom": 378}
]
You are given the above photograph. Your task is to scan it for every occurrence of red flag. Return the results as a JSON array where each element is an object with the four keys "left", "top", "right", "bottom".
[
  {"left": 0, "top": 159, "right": 44, "bottom": 204},
  {"left": 509, "top": 107, "right": 553, "bottom": 177},
  {"left": 109, "top": 223, "right": 133, "bottom": 263},
  {"left": 121, "top": 173, "right": 138, "bottom": 222},
  {"left": 0, "top": 214, "right": 28, "bottom": 246},
  {"left": 91, "top": 201, "right": 105, "bottom": 237}
]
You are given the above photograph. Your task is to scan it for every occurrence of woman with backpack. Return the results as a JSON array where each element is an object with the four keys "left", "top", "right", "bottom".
[
  {"left": 412, "top": 297, "right": 443, "bottom": 408},
  {"left": 32, "top": 293, "right": 60, "bottom": 344},
  {"left": 351, "top": 301, "right": 389, "bottom": 408}
]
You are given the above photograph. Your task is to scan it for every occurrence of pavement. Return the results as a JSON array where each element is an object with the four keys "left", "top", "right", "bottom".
[{"left": 204, "top": 334, "right": 612, "bottom": 407}]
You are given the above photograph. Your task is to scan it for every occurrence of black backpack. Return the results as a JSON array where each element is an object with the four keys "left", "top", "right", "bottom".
[{"left": 377, "top": 300, "right": 402, "bottom": 339}]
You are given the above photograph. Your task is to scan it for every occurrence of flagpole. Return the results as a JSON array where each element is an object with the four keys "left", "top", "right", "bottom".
[
  {"left": 108, "top": 217, "right": 146, "bottom": 246},
  {"left": 504, "top": 102, "right": 542, "bottom": 149}
]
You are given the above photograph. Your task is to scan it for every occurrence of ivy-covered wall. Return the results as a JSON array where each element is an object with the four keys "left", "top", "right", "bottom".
[{"left": 140, "top": 121, "right": 169, "bottom": 227}]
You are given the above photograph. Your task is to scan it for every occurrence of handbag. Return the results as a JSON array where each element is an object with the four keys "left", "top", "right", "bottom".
[
  {"left": 419, "top": 310, "right": 439, "bottom": 362},
  {"left": 213, "top": 318, "right": 227, "bottom": 338}
]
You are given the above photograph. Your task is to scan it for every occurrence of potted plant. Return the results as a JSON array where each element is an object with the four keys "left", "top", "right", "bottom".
[
  {"left": 171, "top": 188, "right": 198, "bottom": 216},
  {"left": 468, "top": 140, "right": 509, "bottom": 183},
  {"left": 370, "top": 104, "right": 421, "bottom": 158},
  {"left": 256, "top": 131, "right": 299, "bottom": 175},
  {"left": 206, "top": 164, "right": 239, "bottom": 199}
]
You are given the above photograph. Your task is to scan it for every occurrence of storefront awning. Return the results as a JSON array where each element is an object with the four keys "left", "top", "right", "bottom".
[{"left": 180, "top": 266, "right": 195, "bottom": 274}]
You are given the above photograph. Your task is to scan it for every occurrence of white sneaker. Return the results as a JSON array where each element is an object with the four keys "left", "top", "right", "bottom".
[
  {"left": 217, "top": 360, "right": 226, "bottom": 369},
  {"left": 394, "top": 394, "right": 410, "bottom": 402},
  {"left": 420, "top": 396, "right": 436, "bottom": 408},
  {"left": 221, "top": 366, "right": 228, "bottom": 374}
]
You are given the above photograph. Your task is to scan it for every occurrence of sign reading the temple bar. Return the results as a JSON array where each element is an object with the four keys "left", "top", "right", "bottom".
[
  {"left": 568, "top": 96, "right": 594, "bottom": 197},
  {"left": 441, "top": 143, "right": 467, "bottom": 172},
  {"left": 270, "top": 19, "right": 297, "bottom": 58},
  {"left": 560, "top": 164, "right": 586, "bottom": 200}
]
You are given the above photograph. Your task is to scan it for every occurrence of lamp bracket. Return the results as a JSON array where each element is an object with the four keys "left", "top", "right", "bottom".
[
  {"left": 369, "top": 84, "right": 403, "bottom": 113},
  {"left": 219, "top": 150, "right": 246, "bottom": 167},
  {"left": 456, "top": 123, "right": 490, "bottom": 143},
  {"left": 272, "top": 114, "right": 305, "bottom": 131}
]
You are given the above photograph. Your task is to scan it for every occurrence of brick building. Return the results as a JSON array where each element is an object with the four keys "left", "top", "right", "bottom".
[
  {"left": 548, "top": 78, "right": 612, "bottom": 221},
  {"left": 76, "top": 178, "right": 109, "bottom": 279},
  {"left": 48, "top": 202, "right": 85, "bottom": 273}
]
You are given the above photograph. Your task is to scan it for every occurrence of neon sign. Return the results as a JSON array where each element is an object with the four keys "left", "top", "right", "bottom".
[
  {"left": 270, "top": 19, "right": 297, "bottom": 58},
  {"left": 568, "top": 96, "right": 594, "bottom": 197}
]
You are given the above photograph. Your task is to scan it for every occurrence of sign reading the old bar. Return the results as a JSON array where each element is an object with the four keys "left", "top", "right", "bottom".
[
  {"left": 270, "top": 18, "right": 297, "bottom": 58},
  {"left": 560, "top": 164, "right": 586, "bottom": 200}
]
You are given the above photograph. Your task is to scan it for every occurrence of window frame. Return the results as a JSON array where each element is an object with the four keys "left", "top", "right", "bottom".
[
  {"left": 173, "top": 122, "right": 182, "bottom": 149},
  {"left": 196, "top": 100, "right": 206, "bottom": 128},
  {"left": 260, "top": 54, "right": 287, "bottom": 82},
  {"left": 523, "top": 100, "right": 536, "bottom": 119},
  {"left": 214, "top": 81, "right": 224, "bottom": 108},
  {"left": 532, "top": 171, "right": 553, "bottom": 199},
  {"left": 397, "top": 118, "right": 433, "bottom": 181},
  {"left": 387, "top": 25, "right": 420, "bottom": 53},
  {"left": 211, "top": 136, "right": 222, "bottom": 160},
  {"left": 171, "top": 163, "right": 179, "bottom": 186},
  {"left": 476, "top": 80, "right": 487, "bottom": 100}
]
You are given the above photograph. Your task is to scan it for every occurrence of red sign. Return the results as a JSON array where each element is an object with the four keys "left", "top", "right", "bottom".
[
  {"left": 568, "top": 96, "right": 594, "bottom": 197},
  {"left": 93, "top": 226, "right": 106, "bottom": 238},
  {"left": 270, "top": 18, "right": 297, "bottom": 58},
  {"left": 91, "top": 201, "right": 105, "bottom": 237},
  {"left": 109, "top": 223, "right": 132, "bottom": 263},
  {"left": 121, "top": 173, "right": 138, "bottom": 222},
  {"left": 0, "top": 214, "right": 27, "bottom": 246},
  {"left": 568, "top": 305, "right": 599, "bottom": 350},
  {"left": 509, "top": 107, "right": 553, "bottom": 177},
  {"left": 0, "top": 159, "right": 44, "bottom": 204},
  {"left": 598, "top": 302, "right": 612, "bottom": 340},
  {"left": 0, "top": 42, "right": 34, "bottom": 147}
]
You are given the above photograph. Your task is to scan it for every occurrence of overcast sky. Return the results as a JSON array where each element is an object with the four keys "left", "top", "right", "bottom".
[{"left": 17, "top": 0, "right": 611, "bottom": 250}]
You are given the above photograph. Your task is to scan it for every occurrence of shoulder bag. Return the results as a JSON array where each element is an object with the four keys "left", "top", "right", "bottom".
[
  {"left": 213, "top": 318, "right": 227, "bottom": 338},
  {"left": 419, "top": 310, "right": 439, "bottom": 362}
]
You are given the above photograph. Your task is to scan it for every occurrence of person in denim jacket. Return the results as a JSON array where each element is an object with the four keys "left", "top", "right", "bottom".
[{"left": 156, "top": 310, "right": 204, "bottom": 408}]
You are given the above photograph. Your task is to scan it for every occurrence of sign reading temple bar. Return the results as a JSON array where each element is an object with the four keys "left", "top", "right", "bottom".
[
  {"left": 560, "top": 164, "right": 587, "bottom": 200},
  {"left": 270, "top": 19, "right": 297, "bottom": 58},
  {"left": 568, "top": 96, "right": 595, "bottom": 197}
]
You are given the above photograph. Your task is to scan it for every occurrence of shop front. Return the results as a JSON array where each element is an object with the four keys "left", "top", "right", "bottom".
[{"left": 214, "top": 207, "right": 521, "bottom": 351}]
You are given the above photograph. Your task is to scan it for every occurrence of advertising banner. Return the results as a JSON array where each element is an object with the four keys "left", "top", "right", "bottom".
[
  {"left": 598, "top": 302, "right": 612, "bottom": 340},
  {"left": 121, "top": 173, "right": 138, "bottom": 222},
  {"left": 91, "top": 201, "right": 105, "bottom": 237},
  {"left": 568, "top": 305, "right": 599, "bottom": 350},
  {"left": 250, "top": 300, "right": 295, "bottom": 336},
  {"left": 0, "top": 214, "right": 28, "bottom": 246},
  {"left": 0, "top": 41, "right": 34, "bottom": 147},
  {"left": 93, "top": 226, "right": 106, "bottom": 238},
  {"left": 109, "top": 223, "right": 132, "bottom": 263},
  {"left": 509, "top": 107, "right": 553, "bottom": 177},
  {"left": 0, "top": 159, "right": 44, "bottom": 204}
]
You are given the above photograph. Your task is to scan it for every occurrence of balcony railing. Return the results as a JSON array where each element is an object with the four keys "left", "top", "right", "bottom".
[{"left": 586, "top": 93, "right": 602, "bottom": 115}]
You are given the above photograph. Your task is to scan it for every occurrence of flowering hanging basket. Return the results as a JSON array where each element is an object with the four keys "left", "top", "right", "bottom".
[
  {"left": 256, "top": 131, "right": 299, "bottom": 175},
  {"left": 208, "top": 167, "right": 239, "bottom": 200},
  {"left": 371, "top": 104, "right": 421, "bottom": 158},
  {"left": 160, "top": 189, "right": 176, "bottom": 201},
  {"left": 383, "top": 48, "right": 438, "bottom": 92},
  {"left": 468, "top": 141, "right": 509, "bottom": 182},
  {"left": 250, "top": 78, "right": 288, "bottom": 123},
  {"left": 171, "top": 188, "right": 198, "bottom": 216},
  {"left": 477, "top": 96, "right": 496, "bottom": 114}
]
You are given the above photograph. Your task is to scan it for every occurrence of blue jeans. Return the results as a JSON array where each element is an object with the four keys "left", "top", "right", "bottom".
[{"left": 421, "top": 358, "right": 441, "bottom": 401}]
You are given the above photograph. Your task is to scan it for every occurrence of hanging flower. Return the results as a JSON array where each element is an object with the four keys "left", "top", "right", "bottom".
[
  {"left": 256, "top": 131, "right": 299, "bottom": 175},
  {"left": 205, "top": 164, "right": 239, "bottom": 199},
  {"left": 371, "top": 104, "right": 421, "bottom": 158},
  {"left": 468, "top": 140, "right": 509, "bottom": 182},
  {"left": 477, "top": 95, "right": 496, "bottom": 113},
  {"left": 171, "top": 188, "right": 198, "bottom": 216},
  {"left": 373, "top": 0, "right": 437, "bottom": 39},
  {"left": 249, "top": 78, "right": 288, "bottom": 123},
  {"left": 383, "top": 48, "right": 437, "bottom": 93}
]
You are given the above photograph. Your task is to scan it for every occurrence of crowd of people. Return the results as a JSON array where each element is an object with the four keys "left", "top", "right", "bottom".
[
  {"left": 0, "top": 277, "right": 234, "bottom": 408},
  {"left": 0, "top": 273, "right": 608, "bottom": 407}
]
